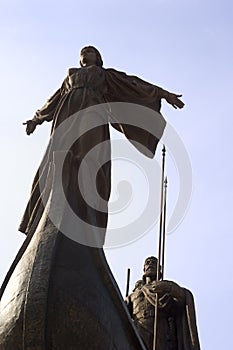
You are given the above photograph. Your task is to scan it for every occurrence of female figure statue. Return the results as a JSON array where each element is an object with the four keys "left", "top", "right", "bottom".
[{"left": 20, "top": 46, "right": 184, "bottom": 241}]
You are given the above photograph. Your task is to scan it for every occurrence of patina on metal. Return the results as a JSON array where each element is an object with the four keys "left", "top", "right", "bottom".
[
  {"left": 0, "top": 46, "right": 185, "bottom": 349},
  {"left": 126, "top": 257, "right": 201, "bottom": 350},
  {"left": 0, "top": 152, "right": 147, "bottom": 350},
  {"left": 19, "top": 46, "right": 184, "bottom": 237}
]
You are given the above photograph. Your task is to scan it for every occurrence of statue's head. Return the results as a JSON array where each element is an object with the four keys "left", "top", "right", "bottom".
[
  {"left": 143, "top": 256, "right": 161, "bottom": 280},
  {"left": 79, "top": 46, "right": 103, "bottom": 67}
]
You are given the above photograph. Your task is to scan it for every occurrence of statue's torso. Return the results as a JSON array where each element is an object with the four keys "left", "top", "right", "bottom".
[
  {"left": 65, "top": 66, "right": 106, "bottom": 96},
  {"left": 131, "top": 286, "right": 154, "bottom": 317}
]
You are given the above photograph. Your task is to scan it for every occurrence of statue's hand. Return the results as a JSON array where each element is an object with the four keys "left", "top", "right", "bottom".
[
  {"left": 158, "top": 293, "right": 174, "bottom": 311},
  {"left": 151, "top": 280, "right": 171, "bottom": 295},
  {"left": 165, "top": 92, "right": 185, "bottom": 109},
  {"left": 152, "top": 280, "right": 185, "bottom": 306},
  {"left": 23, "top": 120, "right": 38, "bottom": 135}
]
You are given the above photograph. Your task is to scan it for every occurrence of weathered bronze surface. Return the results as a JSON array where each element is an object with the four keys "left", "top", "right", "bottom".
[
  {"left": 19, "top": 46, "right": 184, "bottom": 237},
  {"left": 0, "top": 47, "right": 185, "bottom": 349},
  {"left": 0, "top": 152, "right": 146, "bottom": 349},
  {"left": 126, "top": 257, "right": 201, "bottom": 350}
]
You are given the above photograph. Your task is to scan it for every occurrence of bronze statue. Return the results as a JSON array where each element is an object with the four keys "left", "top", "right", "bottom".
[
  {"left": 126, "top": 257, "right": 201, "bottom": 350},
  {"left": 0, "top": 152, "right": 148, "bottom": 349},
  {"left": 19, "top": 46, "right": 184, "bottom": 241},
  {"left": 0, "top": 47, "right": 187, "bottom": 348}
]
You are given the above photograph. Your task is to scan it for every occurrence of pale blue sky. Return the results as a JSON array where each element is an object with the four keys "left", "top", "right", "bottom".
[{"left": 1, "top": 0, "right": 233, "bottom": 348}]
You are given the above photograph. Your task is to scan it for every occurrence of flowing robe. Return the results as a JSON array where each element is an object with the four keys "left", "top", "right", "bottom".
[{"left": 19, "top": 65, "right": 166, "bottom": 240}]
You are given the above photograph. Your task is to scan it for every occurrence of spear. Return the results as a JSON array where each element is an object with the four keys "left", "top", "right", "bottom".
[
  {"left": 153, "top": 145, "right": 166, "bottom": 350},
  {"left": 156, "top": 145, "right": 166, "bottom": 281},
  {"left": 161, "top": 176, "right": 168, "bottom": 280}
]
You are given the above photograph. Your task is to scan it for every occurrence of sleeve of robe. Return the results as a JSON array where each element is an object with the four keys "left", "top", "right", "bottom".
[
  {"left": 31, "top": 79, "right": 66, "bottom": 124},
  {"left": 104, "top": 68, "right": 167, "bottom": 158}
]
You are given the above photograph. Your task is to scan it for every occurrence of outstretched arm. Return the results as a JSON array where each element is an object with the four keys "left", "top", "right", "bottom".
[
  {"left": 159, "top": 89, "right": 185, "bottom": 109},
  {"left": 23, "top": 87, "right": 63, "bottom": 136},
  {"left": 23, "top": 119, "right": 39, "bottom": 135}
]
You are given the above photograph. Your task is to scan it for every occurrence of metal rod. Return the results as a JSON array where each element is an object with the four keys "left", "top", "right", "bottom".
[
  {"left": 161, "top": 177, "right": 168, "bottom": 280},
  {"left": 153, "top": 145, "right": 166, "bottom": 350},
  {"left": 157, "top": 145, "right": 166, "bottom": 281},
  {"left": 153, "top": 293, "right": 159, "bottom": 350},
  {"left": 125, "top": 268, "right": 131, "bottom": 298}
]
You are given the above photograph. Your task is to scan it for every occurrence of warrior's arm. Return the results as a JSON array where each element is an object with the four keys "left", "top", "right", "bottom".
[{"left": 151, "top": 280, "right": 185, "bottom": 310}]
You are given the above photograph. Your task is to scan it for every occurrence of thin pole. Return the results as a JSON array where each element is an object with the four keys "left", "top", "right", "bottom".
[
  {"left": 156, "top": 145, "right": 166, "bottom": 280},
  {"left": 125, "top": 268, "right": 131, "bottom": 298},
  {"left": 161, "top": 177, "right": 168, "bottom": 280},
  {"left": 153, "top": 145, "right": 166, "bottom": 350},
  {"left": 153, "top": 293, "right": 159, "bottom": 350}
]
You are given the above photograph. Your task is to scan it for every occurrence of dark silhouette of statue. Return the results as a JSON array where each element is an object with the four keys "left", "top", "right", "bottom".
[
  {"left": 126, "top": 257, "right": 201, "bottom": 350},
  {"left": 19, "top": 46, "right": 184, "bottom": 242},
  {"left": 0, "top": 47, "right": 187, "bottom": 349}
]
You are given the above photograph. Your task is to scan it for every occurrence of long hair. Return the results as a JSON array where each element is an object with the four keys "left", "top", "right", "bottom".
[{"left": 79, "top": 46, "right": 103, "bottom": 67}]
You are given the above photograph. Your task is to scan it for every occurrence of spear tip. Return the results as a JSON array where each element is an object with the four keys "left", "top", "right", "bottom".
[{"left": 162, "top": 144, "right": 166, "bottom": 154}]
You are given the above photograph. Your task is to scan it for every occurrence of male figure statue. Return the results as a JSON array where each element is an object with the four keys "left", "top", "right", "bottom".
[{"left": 126, "top": 257, "right": 201, "bottom": 350}]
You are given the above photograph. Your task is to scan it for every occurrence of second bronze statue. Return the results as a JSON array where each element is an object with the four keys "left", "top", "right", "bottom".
[{"left": 126, "top": 257, "right": 201, "bottom": 350}]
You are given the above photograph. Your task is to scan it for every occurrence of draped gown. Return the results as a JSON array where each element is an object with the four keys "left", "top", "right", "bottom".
[
  {"left": 19, "top": 65, "right": 166, "bottom": 244},
  {"left": 0, "top": 65, "right": 168, "bottom": 349}
]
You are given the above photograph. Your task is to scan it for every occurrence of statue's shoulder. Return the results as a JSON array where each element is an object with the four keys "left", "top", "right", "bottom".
[
  {"left": 104, "top": 68, "right": 152, "bottom": 88},
  {"left": 132, "top": 280, "right": 145, "bottom": 297},
  {"left": 104, "top": 68, "right": 127, "bottom": 77},
  {"left": 67, "top": 67, "right": 80, "bottom": 76},
  {"left": 104, "top": 68, "right": 118, "bottom": 73},
  {"left": 127, "top": 280, "right": 144, "bottom": 299},
  {"left": 133, "top": 279, "right": 144, "bottom": 291}
]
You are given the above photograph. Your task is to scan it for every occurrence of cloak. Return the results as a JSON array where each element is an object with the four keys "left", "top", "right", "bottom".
[
  {"left": 127, "top": 280, "right": 201, "bottom": 350},
  {"left": 142, "top": 283, "right": 200, "bottom": 350}
]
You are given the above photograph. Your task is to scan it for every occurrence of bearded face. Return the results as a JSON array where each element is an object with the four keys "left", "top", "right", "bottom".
[{"left": 143, "top": 257, "right": 158, "bottom": 278}]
